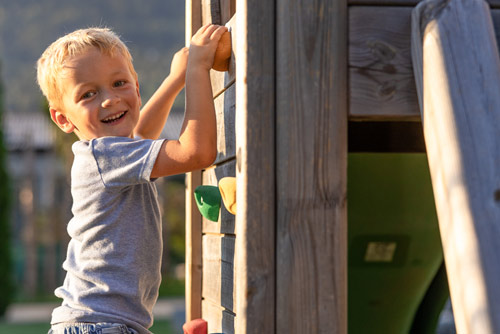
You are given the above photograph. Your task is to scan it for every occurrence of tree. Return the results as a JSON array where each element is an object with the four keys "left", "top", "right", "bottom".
[{"left": 0, "top": 61, "right": 13, "bottom": 316}]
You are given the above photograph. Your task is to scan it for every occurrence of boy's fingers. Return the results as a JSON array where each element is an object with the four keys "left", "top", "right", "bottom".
[
  {"left": 198, "top": 23, "right": 213, "bottom": 34},
  {"left": 211, "top": 26, "right": 228, "bottom": 40}
]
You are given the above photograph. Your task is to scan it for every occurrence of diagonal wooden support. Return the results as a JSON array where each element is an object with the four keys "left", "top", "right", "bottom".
[{"left": 411, "top": 0, "right": 500, "bottom": 332}]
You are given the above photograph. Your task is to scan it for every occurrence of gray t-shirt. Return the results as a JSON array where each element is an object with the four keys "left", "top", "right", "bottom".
[{"left": 51, "top": 136, "right": 165, "bottom": 334}]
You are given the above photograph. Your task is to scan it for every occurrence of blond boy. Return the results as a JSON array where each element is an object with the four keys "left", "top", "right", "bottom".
[{"left": 36, "top": 24, "right": 226, "bottom": 334}]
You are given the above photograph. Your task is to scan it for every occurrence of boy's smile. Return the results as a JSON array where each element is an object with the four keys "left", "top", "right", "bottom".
[{"left": 50, "top": 47, "right": 141, "bottom": 140}]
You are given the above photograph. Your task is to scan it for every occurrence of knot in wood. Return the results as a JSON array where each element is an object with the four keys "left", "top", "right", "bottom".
[{"left": 367, "top": 40, "right": 397, "bottom": 63}]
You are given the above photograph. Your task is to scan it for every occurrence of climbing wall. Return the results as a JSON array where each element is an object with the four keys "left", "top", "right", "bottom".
[{"left": 185, "top": 1, "right": 237, "bottom": 333}]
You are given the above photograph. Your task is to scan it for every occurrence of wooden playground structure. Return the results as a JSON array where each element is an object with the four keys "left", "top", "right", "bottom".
[{"left": 184, "top": 0, "right": 500, "bottom": 333}]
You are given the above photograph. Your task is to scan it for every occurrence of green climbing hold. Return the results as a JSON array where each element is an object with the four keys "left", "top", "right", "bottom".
[{"left": 194, "top": 185, "right": 222, "bottom": 222}]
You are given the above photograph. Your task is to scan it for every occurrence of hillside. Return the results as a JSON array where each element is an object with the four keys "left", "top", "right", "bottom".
[{"left": 0, "top": 0, "right": 185, "bottom": 115}]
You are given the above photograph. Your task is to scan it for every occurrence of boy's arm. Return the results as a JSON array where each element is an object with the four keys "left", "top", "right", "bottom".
[
  {"left": 134, "top": 47, "right": 189, "bottom": 140},
  {"left": 150, "top": 24, "right": 227, "bottom": 178}
]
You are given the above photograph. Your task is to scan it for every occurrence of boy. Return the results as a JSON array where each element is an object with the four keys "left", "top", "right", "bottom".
[{"left": 36, "top": 24, "right": 226, "bottom": 334}]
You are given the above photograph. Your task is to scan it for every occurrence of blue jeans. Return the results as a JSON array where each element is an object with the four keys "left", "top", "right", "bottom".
[{"left": 48, "top": 322, "right": 139, "bottom": 334}]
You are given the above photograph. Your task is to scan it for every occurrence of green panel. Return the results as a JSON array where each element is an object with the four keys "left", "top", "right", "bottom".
[{"left": 348, "top": 153, "right": 443, "bottom": 334}]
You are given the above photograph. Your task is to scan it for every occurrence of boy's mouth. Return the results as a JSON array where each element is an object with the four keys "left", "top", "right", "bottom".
[{"left": 101, "top": 111, "right": 127, "bottom": 124}]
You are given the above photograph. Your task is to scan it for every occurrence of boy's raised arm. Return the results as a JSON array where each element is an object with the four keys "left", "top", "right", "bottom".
[
  {"left": 150, "top": 24, "right": 227, "bottom": 178},
  {"left": 134, "top": 47, "right": 189, "bottom": 140}
]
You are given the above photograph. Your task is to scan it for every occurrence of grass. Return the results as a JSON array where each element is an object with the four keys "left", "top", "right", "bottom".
[{"left": 0, "top": 319, "right": 175, "bottom": 334}]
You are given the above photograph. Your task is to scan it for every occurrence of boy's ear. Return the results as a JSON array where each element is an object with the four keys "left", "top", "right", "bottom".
[{"left": 50, "top": 108, "right": 76, "bottom": 134}]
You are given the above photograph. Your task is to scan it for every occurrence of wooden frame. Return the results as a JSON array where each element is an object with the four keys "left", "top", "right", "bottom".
[
  {"left": 185, "top": 0, "right": 203, "bottom": 322},
  {"left": 185, "top": 0, "right": 500, "bottom": 333}
]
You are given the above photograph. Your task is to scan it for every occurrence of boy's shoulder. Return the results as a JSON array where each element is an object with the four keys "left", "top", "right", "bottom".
[
  {"left": 72, "top": 136, "right": 151, "bottom": 153},
  {"left": 72, "top": 136, "right": 165, "bottom": 186}
]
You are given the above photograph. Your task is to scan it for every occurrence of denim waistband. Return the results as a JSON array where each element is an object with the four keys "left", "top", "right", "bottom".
[{"left": 49, "top": 322, "right": 137, "bottom": 334}]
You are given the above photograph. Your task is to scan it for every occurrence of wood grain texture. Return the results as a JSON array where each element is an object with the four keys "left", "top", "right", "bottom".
[
  {"left": 213, "top": 84, "right": 236, "bottom": 165},
  {"left": 202, "top": 299, "right": 235, "bottom": 334},
  {"left": 220, "top": 0, "right": 236, "bottom": 25},
  {"left": 185, "top": 171, "right": 203, "bottom": 321},
  {"left": 185, "top": 0, "right": 203, "bottom": 322},
  {"left": 186, "top": 0, "right": 202, "bottom": 46},
  {"left": 276, "top": 0, "right": 348, "bottom": 333},
  {"left": 202, "top": 160, "right": 236, "bottom": 235},
  {"left": 349, "top": 6, "right": 421, "bottom": 120},
  {"left": 350, "top": 7, "right": 500, "bottom": 120},
  {"left": 412, "top": 0, "right": 500, "bottom": 332},
  {"left": 234, "top": 0, "right": 276, "bottom": 333},
  {"left": 202, "top": 0, "right": 222, "bottom": 25},
  {"left": 202, "top": 234, "right": 236, "bottom": 311}
]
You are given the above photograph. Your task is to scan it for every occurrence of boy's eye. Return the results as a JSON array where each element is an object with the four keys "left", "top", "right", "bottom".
[
  {"left": 113, "top": 80, "right": 126, "bottom": 87},
  {"left": 81, "top": 91, "right": 96, "bottom": 100}
]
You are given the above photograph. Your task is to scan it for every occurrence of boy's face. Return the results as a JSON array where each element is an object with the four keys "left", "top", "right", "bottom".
[{"left": 50, "top": 47, "right": 141, "bottom": 140}]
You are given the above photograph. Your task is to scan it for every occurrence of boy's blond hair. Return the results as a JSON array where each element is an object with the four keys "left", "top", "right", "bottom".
[{"left": 37, "top": 27, "right": 137, "bottom": 108}]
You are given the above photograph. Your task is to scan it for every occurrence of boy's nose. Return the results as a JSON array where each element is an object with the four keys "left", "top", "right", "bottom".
[{"left": 101, "top": 94, "right": 120, "bottom": 108}]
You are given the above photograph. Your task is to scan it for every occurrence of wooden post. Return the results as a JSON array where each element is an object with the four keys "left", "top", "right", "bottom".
[
  {"left": 276, "top": 0, "right": 348, "bottom": 333},
  {"left": 411, "top": 0, "right": 500, "bottom": 332},
  {"left": 185, "top": 0, "right": 203, "bottom": 322},
  {"left": 234, "top": 0, "right": 276, "bottom": 333}
]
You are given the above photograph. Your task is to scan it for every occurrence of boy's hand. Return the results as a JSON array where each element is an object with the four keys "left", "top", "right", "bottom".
[
  {"left": 170, "top": 47, "right": 189, "bottom": 83},
  {"left": 188, "top": 24, "right": 228, "bottom": 71}
]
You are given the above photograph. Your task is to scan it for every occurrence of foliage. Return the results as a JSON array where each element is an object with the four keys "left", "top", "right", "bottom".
[
  {"left": 158, "top": 277, "right": 185, "bottom": 298},
  {"left": 0, "top": 62, "right": 13, "bottom": 316}
]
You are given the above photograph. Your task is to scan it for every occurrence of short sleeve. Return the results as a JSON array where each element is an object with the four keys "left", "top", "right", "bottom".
[{"left": 90, "top": 137, "right": 165, "bottom": 187}]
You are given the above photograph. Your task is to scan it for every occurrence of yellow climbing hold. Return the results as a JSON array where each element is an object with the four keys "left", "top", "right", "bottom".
[{"left": 219, "top": 177, "right": 236, "bottom": 215}]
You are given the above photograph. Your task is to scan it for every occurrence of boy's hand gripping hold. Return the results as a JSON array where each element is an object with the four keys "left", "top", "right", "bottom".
[{"left": 150, "top": 24, "right": 227, "bottom": 178}]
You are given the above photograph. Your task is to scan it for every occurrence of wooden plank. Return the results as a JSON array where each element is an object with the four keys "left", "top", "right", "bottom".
[
  {"left": 185, "top": 171, "right": 203, "bottom": 321},
  {"left": 220, "top": 0, "right": 236, "bottom": 24},
  {"left": 211, "top": 14, "right": 237, "bottom": 98},
  {"left": 411, "top": 0, "right": 500, "bottom": 333},
  {"left": 276, "top": 0, "right": 348, "bottom": 333},
  {"left": 202, "top": 160, "right": 236, "bottom": 234},
  {"left": 202, "top": 299, "right": 235, "bottom": 334},
  {"left": 186, "top": 0, "right": 202, "bottom": 46},
  {"left": 185, "top": 0, "right": 203, "bottom": 322},
  {"left": 234, "top": 0, "right": 276, "bottom": 333},
  {"left": 349, "top": 6, "right": 420, "bottom": 120},
  {"left": 350, "top": 7, "right": 500, "bottom": 120},
  {"left": 213, "top": 84, "right": 236, "bottom": 165},
  {"left": 202, "top": 0, "right": 222, "bottom": 25},
  {"left": 202, "top": 234, "right": 236, "bottom": 311}
]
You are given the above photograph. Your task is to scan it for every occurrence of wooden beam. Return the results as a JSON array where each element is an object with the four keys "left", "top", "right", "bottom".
[
  {"left": 412, "top": 0, "right": 500, "bottom": 332},
  {"left": 185, "top": 0, "right": 203, "bottom": 322},
  {"left": 349, "top": 6, "right": 420, "bottom": 121},
  {"left": 276, "top": 0, "right": 348, "bottom": 333},
  {"left": 186, "top": 0, "right": 202, "bottom": 46},
  {"left": 234, "top": 0, "right": 276, "bottom": 333},
  {"left": 202, "top": 0, "right": 222, "bottom": 25},
  {"left": 349, "top": 8, "right": 500, "bottom": 121},
  {"left": 185, "top": 170, "right": 203, "bottom": 321}
]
